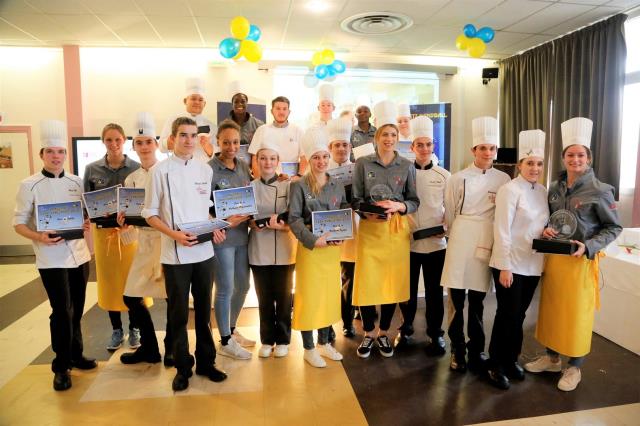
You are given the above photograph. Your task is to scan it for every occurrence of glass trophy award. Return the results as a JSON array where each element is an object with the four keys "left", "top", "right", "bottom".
[
  {"left": 358, "top": 184, "right": 392, "bottom": 218},
  {"left": 532, "top": 209, "right": 579, "bottom": 254}
]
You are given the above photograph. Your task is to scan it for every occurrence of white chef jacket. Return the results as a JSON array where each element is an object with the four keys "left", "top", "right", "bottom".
[
  {"left": 409, "top": 162, "right": 450, "bottom": 254},
  {"left": 328, "top": 158, "right": 351, "bottom": 169},
  {"left": 440, "top": 163, "right": 510, "bottom": 291},
  {"left": 444, "top": 163, "right": 511, "bottom": 227},
  {"left": 490, "top": 174, "right": 549, "bottom": 276},
  {"left": 13, "top": 170, "right": 91, "bottom": 269},
  {"left": 248, "top": 177, "right": 297, "bottom": 265},
  {"left": 247, "top": 122, "right": 305, "bottom": 163},
  {"left": 141, "top": 155, "right": 214, "bottom": 265},
  {"left": 159, "top": 111, "right": 216, "bottom": 163}
]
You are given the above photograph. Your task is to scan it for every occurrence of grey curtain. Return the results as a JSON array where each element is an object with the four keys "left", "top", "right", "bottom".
[
  {"left": 499, "top": 13, "right": 627, "bottom": 197},
  {"left": 549, "top": 14, "right": 627, "bottom": 196},
  {"left": 499, "top": 44, "right": 552, "bottom": 149}
]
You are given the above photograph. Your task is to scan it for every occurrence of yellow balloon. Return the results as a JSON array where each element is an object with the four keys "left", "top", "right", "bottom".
[
  {"left": 321, "top": 49, "right": 335, "bottom": 65},
  {"left": 241, "top": 40, "right": 262, "bottom": 63},
  {"left": 312, "top": 51, "right": 323, "bottom": 66},
  {"left": 455, "top": 34, "right": 470, "bottom": 51},
  {"left": 468, "top": 38, "right": 486, "bottom": 58},
  {"left": 230, "top": 16, "right": 250, "bottom": 39}
]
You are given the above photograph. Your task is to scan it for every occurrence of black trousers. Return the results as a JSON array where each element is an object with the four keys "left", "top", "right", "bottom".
[
  {"left": 251, "top": 264, "right": 294, "bottom": 345},
  {"left": 340, "top": 261, "right": 355, "bottom": 329},
  {"left": 399, "top": 250, "right": 446, "bottom": 339},
  {"left": 123, "top": 296, "right": 162, "bottom": 356},
  {"left": 488, "top": 268, "right": 539, "bottom": 367},
  {"left": 108, "top": 310, "right": 137, "bottom": 330},
  {"left": 447, "top": 288, "right": 486, "bottom": 356},
  {"left": 360, "top": 304, "right": 396, "bottom": 332},
  {"left": 39, "top": 262, "right": 90, "bottom": 373},
  {"left": 163, "top": 257, "right": 216, "bottom": 373}
]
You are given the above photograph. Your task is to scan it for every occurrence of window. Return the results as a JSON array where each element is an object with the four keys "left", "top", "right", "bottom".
[
  {"left": 272, "top": 67, "right": 440, "bottom": 128},
  {"left": 620, "top": 15, "right": 640, "bottom": 191}
]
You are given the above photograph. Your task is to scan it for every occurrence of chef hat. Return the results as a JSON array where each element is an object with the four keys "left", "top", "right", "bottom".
[
  {"left": 373, "top": 100, "right": 398, "bottom": 127},
  {"left": 472, "top": 116, "right": 498, "bottom": 147},
  {"left": 256, "top": 139, "right": 280, "bottom": 156},
  {"left": 352, "top": 143, "right": 376, "bottom": 160},
  {"left": 327, "top": 117, "right": 353, "bottom": 143},
  {"left": 133, "top": 112, "right": 156, "bottom": 139},
  {"left": 410, "top": 116, "right": 433, "bottom": 140},
  {"left": 561, "top": 117, "right": 592, "bottom": 151},
  {"left": 397, "top": 103, "right": 411, "bottom": 118},
  {"left": 229, "top": 80, "right": 245, "bottom": 99},
  {"left": 40, "top": 120, "right": 66, "bottom": 149},
  {"left": 301, "top": 126, "right": 330, "bottom": 159},
  {"left": 318, "top": 84, "right": 335, "bottom": 103},
  {"left": 518, "top": 129, "right": 545, "bottom": 160},
  {"left": 185, "top": 77, "right": 205, "bottom": 98}
]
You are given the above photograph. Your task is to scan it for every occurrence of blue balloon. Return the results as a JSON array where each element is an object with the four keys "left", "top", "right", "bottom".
[
  {"left": 327, "top": 65, "right": 337, "bottom": 77},
  {"left": 219, "top": 37, "right": 240, "bottom": 58},
  {"left": 315, "top": 64, "right": 329, "bottom": 80},
  {"left": 463, "top": 24, "right": 477, "bottom": 38},
  {"left": 332, "top": 59, "right": 346, "bottom": 73},
  {"left": 247, "top": 24, "right": 261, "bottom": 42},
  {"left": 477, "top": 27, "right": 495, "bottom": 43},
  {"left": 303, "top": 72, "right": 319, "bottom": 88}
]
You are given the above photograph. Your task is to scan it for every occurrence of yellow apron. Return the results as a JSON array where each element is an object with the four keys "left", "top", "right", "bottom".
[
  {"left": 352, "top": 214, "right": 410, "bottom": 306},
  {"left": 292, "top": 243, "right": 341, "bottom": 331},
  {"left": 93, "top": 225, "right": 152, "bottom": 311},
  {"left": 535, "top": 253, "right": 602, "bottom": 357},
  {"left": 340, "top": 215, "right": 358, "bottom": 263}
]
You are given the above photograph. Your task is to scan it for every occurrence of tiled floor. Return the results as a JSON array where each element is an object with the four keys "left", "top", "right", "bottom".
[{"left": 0, "top": 256, "right": 639, "bottom": 425}]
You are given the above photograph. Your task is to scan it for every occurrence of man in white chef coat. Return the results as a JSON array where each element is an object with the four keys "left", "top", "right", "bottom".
[{"left": 440, "top": 116, "right": 511, "bottom": 374}]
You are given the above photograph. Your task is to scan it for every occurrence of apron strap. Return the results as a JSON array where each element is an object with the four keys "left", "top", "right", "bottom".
[
  {"left": 106, "top": 228, "right": 123, "bottom": 260},
  {"left": 593, "top": 252, "right": 604, "bottom": 311}
]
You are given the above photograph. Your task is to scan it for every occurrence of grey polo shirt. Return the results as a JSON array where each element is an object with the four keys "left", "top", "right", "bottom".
[
  {"left": 83, "top": 155, "right": 140, "bottom": 192},
  {"left": 209, "top": 154, "right": 253, "bottom": 248},
  {"left": 350, "top": 124, "right": 377, "bottom": 149},
  {"left": 351, "top": 152, "right": 419, "bottom": 215},
  {"left": 289, "top": 175, "right": 347, "bottom": 250},
  {"left": 229, "top": 111, "right": 265, "bottom": 146}
]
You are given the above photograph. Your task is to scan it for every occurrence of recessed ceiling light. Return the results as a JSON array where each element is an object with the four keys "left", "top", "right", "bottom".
[{"left": 306, "top": 0, "right": 330, "bottom": 13}]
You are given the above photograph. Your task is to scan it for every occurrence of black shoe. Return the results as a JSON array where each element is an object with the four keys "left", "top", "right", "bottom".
[
  {"left": 53, "top": 371, "right": 72, "bottom": 391},
  {"left": 357, "top": 336, "right": 374, "bottom": 358},
  {"left": 70, "top": 356, "right": 97, "bottom": 370},
  {"left": 488, "top": 368, "right": 510, "bottom": 390},
  {"left": 195, "top": 365, "right": 228, "bottom": 383},
  {"left": 505, "top": 362, "right": 525, "bottom": 381},
  {"left": 376, "top": 335, "right": 394, "bottom": 357},
  {"left": 342, "top": 325, "right": 356, "bottom": 338},
  {"left": 163, "top": 353, "right": 175, "bottom": 367},
  {"left": 393, "top": 333, "right": 411, "bottom": 348},
  {"left": 172, "top": 371, "right": 191, "bottom": 391},
  {"left": 450, "top": 352, "right": 467, "bottom": 372},
  {"left": 425, "top": 337, "right": 446, "bottom": 356},
  {"left": 468, "top": 353, "right": 489, "bottom": 374},
  {"left": 120, "top": 348, "right": 161, "bottom": 365}
]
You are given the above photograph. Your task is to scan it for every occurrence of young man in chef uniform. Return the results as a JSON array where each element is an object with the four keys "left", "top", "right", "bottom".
[{"left": 440, "top": 116, "right": 510, "bottom": 373}]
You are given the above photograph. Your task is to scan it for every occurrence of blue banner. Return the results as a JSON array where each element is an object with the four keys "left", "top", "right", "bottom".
[{"left": 410, "top": 103, "right": 452, "bottom": 170}]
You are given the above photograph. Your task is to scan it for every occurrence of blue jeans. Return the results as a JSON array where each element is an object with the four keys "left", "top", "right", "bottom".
[
  {"left": 213, "top": 245, "right": 250, "bottom": 337},
  {"left": 546, "top": 348, "right": 585, "bottom": 367}
]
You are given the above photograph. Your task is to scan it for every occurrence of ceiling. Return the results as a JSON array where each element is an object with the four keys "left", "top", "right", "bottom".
[{"left": 1, "top": 0, "right": 639, "bottom": 59}]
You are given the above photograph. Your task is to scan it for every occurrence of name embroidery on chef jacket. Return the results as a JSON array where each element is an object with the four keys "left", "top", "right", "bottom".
[
  {"left": 194, "top": 181, "right": 209, "bottom": 195},
  {"left": 487, "top": 191, "right": 497, "bottom": 204}
]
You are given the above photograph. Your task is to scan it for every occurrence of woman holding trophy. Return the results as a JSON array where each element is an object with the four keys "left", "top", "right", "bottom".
[
  {"left": 351, "top": 100, "right": 419, "bottom": 359},
  {"left": 524, "top": 117, "right": 622, "bottom": 392}
]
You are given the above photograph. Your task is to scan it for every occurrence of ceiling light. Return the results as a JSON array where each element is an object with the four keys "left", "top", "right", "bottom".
[{"left": 306, "top": 1, "right": 330, "bottom": 13}]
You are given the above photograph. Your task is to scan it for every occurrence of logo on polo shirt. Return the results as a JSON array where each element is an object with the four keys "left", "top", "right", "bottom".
[
  {"left": 367, "top": 171, "right": 376, "bottom": 179},
  {"left": 218, "top": 179, "right": 230, "bottom": 189}
]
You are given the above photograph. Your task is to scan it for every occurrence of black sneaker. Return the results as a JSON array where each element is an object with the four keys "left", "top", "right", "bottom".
[
  {"left": 376, "top": 335, "right": 394, "bottom": 358},
  {"left": 450, "top": 352, "right": 467, "bottom": 372},
  {"left": 53, "top": 371, "right": 72, "bottom": 391},
  {"left": 357, "top": 336, "right": 374, "bottom": 358},
  {"left": 120, "top": 348, "right": 161, "bottom": 365}
]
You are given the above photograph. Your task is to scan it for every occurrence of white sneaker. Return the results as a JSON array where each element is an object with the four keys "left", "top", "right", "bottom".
[
  {"left": 232, "top": 330, "right": 256, "bottom": 348},
  {"left": 317, "top": 343, "right": 343, "bottom": 361},
  {"left": 558, "top": 366, "right": 581, "bottom": 391},
  {"left": 524, "top": 355, "right": 562, "bottom": 373},
  {"left": 219, "top": 338, "right": 252, "bottom": 360},
  {"left": 274, "top": 344, "right": 289, "bottom": 358},
  {"left": 303, "top": 349, "right": 326, "bottom": 368},
  {"left": 258, "top": 344, "right": 273, "bottom": 358}
]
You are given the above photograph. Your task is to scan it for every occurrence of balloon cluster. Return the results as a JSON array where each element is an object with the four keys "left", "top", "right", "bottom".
[
  {"left": 218, "top": 16, "right": 263, "bottom": 63},
  {"left": 455, "top": 24, "right": 495, "bottom": 58},
  {"left": 302, "top": 49, "right": 346, "bottom": 87}
]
